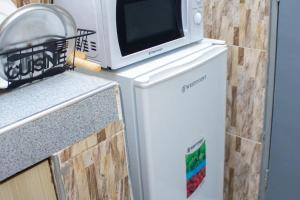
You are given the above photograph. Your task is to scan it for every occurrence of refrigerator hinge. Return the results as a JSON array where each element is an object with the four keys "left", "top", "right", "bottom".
[{"left": 264, "top": 168, "right": 270, "bottom": 191}]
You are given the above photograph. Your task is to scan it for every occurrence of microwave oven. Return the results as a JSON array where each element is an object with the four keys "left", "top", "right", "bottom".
[{"left": 54, "top": 0, "right": 203, "bottom": 69}]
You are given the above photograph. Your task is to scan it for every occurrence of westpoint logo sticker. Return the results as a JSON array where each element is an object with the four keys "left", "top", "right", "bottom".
[
  {"left": 149, "top": 48, "right": 163, "bottom": 55},
  {"left": 182, "top": 75, "right": 207, "bottom": 93}
]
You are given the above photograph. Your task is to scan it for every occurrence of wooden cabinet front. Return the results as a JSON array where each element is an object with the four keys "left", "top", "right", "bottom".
[{"left": 0, "top": 161, "right": 57, "bottom": 200}]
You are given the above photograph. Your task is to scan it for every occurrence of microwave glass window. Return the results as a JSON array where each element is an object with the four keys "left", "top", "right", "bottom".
[
  {"left": 117, "top": 0, "right": 183, "bottom": 56},
  {"left": 125, "top": 0, "right": 176, "bottom": 43}
]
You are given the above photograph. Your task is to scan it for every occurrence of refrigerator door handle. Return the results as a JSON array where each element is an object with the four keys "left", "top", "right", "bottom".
[{"left": 134, "top": 46, "right": 227, "bottom": 88}]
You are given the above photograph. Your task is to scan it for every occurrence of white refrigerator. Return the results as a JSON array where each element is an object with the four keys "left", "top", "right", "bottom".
[{"left": 83, "top": 39, "right": 227, "bottom": 200}]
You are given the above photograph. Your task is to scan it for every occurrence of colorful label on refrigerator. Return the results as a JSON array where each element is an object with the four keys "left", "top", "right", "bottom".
[{"left": 186, "top": 139, "right": 206, "bottom": 198}]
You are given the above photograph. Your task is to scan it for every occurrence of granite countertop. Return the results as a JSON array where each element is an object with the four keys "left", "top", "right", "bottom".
[{"left": 0, "top": 72, "right": 121, "bottom": 181}]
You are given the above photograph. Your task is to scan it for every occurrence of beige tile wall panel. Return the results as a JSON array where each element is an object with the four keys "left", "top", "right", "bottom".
[
  {"left": 51, "top": 121, "right": 131, "bottom": 200},
  {"left": 0, "top": 161, "right": 57, "bottom": 200},
  {"left": 203, "top": 0, "right": 270, "bottom": 199},
  {"left": 226, "top": 46, "right": 267, "bottom": 142},
  {"left": 205, "top": 0, "right": 269, "bottom": 50},
  {"left": 13, "top": 0, "right": 51, "bottom": 7},
  {"left": 224, "top": 134, "right": 262, "bottom": 200},
  {"left": 203, "top": 0, "right": 213, "bottom": 38}
]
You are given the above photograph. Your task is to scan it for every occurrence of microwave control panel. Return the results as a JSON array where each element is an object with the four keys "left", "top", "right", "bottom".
[{"left": 189, "top": 0, "right": 203, "bottom": 41}]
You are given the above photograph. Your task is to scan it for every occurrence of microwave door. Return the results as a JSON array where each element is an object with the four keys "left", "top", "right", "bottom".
[
  {"left": 116, "top": 0, "right": 184, "bottom": 56},
  {"left": 132, "top": 46, "right": 227, "bottom": 200}
]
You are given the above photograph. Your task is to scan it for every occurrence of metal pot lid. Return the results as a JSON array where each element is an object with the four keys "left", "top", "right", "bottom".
[
  {"left": 0, "top": 4, "right": 77, "bottom": 52},
  {"left": 0, "top": 4, "right": 77, "bottom": 83}
]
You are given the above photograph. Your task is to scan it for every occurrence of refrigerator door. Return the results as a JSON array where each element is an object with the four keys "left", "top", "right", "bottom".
[{"left": 133, "top": 46, "right": 227, "bottom": 200}]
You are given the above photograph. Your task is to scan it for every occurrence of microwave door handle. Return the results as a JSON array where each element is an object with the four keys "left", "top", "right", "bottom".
[{"left": 135, "top": 49, "right": 215, "bottom": 88}]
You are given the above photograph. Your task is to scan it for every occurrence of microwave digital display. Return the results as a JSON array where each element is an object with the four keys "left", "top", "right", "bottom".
[{"left": 117, "top": 0, "right": 184, "bottom": 56}]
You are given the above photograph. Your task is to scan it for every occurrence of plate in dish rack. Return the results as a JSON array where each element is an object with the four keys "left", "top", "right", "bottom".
[
  {"left": 0, "top": 12, "right": 8, "bottom": 25},
  {"left": 0, "top": 4, "right": 77, "bottom": 87}
]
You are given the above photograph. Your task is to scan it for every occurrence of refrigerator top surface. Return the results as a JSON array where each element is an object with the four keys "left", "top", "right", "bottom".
[
  {"left": 134, "top": 45, "right": 227, "bottom": 87},
  {"left": 113, "top": 39, "right": 226, "bottom": 79}
]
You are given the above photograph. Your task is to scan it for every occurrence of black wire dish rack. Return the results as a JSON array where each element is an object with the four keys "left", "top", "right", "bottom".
[{"left": 0, "top": 28, "right": 96, "bottom": 90}]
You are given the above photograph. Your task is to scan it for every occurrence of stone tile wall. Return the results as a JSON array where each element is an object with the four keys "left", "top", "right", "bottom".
[
  {"left": 52, "top": 121, "right": 130, "bottom": 200},
  {"left": 203, "top": 0, "right": 270, "bottom": 199},
  {"left": 12, "top": 0, "right": 51, "bottom": 7}
]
